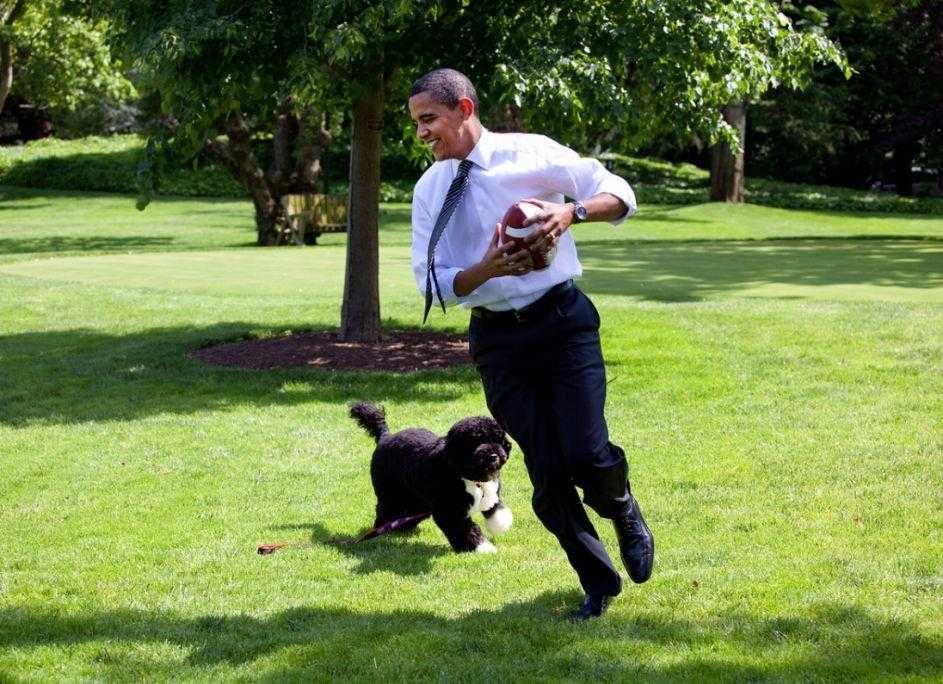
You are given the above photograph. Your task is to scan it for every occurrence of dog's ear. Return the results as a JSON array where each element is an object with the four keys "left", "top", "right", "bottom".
[
  {"left": 489, "top": 421, "right": 511, "bottom": 455},
  {"left": 442, "top": 431, "right": 464, "bottom": 471}
]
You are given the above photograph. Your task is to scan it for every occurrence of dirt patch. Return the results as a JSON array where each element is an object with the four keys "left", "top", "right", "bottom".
[{"left": 192, "top": 330, "right": 471, "bottom": 372}]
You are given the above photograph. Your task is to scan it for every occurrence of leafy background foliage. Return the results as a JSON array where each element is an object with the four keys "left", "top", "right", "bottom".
[
  {"left": 5, "top": 0, "right": 134, "bottom": 136},
  {"left": 3, "top": 135, "right": 941, "bottom": 214}
]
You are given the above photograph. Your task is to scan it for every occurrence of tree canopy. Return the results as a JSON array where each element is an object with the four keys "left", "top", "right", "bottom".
[
  {"left": 749, "top": 0, "right": 941, "bottom": 194},
  {"left": 482, "top": 1, "right": 848, "bottom": 152},
  {"left": 2, "top": 0, "right": 133, "bottom": 135},
  {"left": 102, "top": 0, "right": 848, "bottom": 339},
  {"left": 104, "top": 1, "right": 335, "bottom": 243}
]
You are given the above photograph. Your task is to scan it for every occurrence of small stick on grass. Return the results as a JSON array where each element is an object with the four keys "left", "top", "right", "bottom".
[{"left": 257, "top": 541, "right": 314, "bottom": 555}]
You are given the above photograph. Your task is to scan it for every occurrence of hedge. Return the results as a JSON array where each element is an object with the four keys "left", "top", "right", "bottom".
[
  {"left": 2, "top": 135, "right": 941, "bottom": 214},
  {"left": 601, "top": 153, "right": 943, "bottom": 214}
]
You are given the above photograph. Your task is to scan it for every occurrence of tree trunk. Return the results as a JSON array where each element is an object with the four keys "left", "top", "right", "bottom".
[
  {"left": 206, "top": 106, "right": 332, "bottom": 245},
  {"left": 268, "top": 108, "right": 299, "bottom": 191},
  {"left": 894, "top": 141, "right": 915, "bottom": 197},
  {"left": 246, "top": 184, "right": 285, "bottom": 246},
  {"left": 710, "top": 103, "right": 746, "bottom": 203},
  {"left": 252, "top": 198, "right": 289, "bottom": 246},
  {"left": 489, "top": 103, "right": 523, "bottom": 133},
  {"left": 340, "top": 77, "right": 384, "bottom": 343},
  {"left": 205, "top": 113, "right": 286, "bottom": 245},
  {"left": 296, "top": 108, "right": 331, "bottom": 191},
  {"left": 0, "top": 39, "right": 12, "bottom": 114},
  {"left": 0, "top": 0, "right": 26, "bottom": 114}
]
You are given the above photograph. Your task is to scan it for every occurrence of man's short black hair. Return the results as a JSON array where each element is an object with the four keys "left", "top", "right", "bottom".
[{"left": 410, "top": 68, "right": 479, "bottom": 114}]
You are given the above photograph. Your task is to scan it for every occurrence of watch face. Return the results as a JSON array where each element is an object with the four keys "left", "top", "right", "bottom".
[{"left": 575, "top": 204, "right": 588, "bottom": 221}]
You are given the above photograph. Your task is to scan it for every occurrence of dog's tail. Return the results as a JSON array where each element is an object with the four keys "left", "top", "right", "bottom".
[{"left": 349, "top": 401, "right": 389, "bottom": 443}]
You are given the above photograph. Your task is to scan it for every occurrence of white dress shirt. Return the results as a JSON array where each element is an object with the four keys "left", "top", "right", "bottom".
[{"left": 411, "top": 128, "right": 637, "bottom": 312}]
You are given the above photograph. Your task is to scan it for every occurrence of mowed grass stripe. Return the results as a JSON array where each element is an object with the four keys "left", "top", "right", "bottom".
[{"left": 1, "top": 238, "right": 940, "bottom": 303}]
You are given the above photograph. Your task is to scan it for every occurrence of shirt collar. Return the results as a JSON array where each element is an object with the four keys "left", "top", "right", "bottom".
[{"left": 463, "top": 127, "right": 493, "bottom": 171}]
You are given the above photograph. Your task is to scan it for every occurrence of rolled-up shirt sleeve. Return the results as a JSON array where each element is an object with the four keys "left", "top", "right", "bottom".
[
  {"left": 411, "top": 193, "right": 462, "bottom": 307},
  {"left": 539, "top": 138, "right": 637, "bottom": 225}
]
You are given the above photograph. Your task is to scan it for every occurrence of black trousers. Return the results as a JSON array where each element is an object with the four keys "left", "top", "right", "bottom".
[{"left": 468, "top": 284, "right": 630, "bottom": 597}]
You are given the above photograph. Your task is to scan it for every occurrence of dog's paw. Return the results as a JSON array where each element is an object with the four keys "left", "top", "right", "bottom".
[
  {"left": 485, "top": 507, "right": 513, "bottom": 535},
  {"left": 475, "top": 540, "right": 497, "bottom": 553}
]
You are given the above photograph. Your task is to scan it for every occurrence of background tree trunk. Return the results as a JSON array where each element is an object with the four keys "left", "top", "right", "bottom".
[
  {"left": 894, "top": 140, "right": 915, "bottom": 196},
  {"left": 296, "top": 108, "right": 331, "bottom": 190},
  {"left": 0, "top": 39, "right": 13, "bottom": 113},
  {"left": 205, "top": 113, "right": 286, "bottom": 245},
  {"left": 252, "top": 199, "right": 287, "bottom": 246},
  {"left": 0, "top": 0, "right": 26, "bottom": 113},
  {"left": 488, "top": 103, "right": 523, "bottom": 133},
  {"left": 710, "top": 102, "right": 747, "bottom": 202},
  {"left": 340, "top": 78, "right": 384, "bottom": 342},
  {"left": 205, "top": 107, "right": 331, "bottom": 245}
]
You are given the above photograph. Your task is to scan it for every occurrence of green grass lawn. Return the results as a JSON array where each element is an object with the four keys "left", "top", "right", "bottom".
[{"left": 0, "top": 185, "right": 941, "bottom": 680}]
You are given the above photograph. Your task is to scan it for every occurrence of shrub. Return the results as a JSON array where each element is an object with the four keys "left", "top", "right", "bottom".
[
  {"left": 2, "top": 135, "right": 942, "bottom": 215},
  {"left": 744, "top": 178, "right": 943, "bottom": 214},
  {"left": 0, "top": 135, "right": 241, "bottom": 197},
  {"left": 603, "top": 152, "right": 943, "bottom": 214}
]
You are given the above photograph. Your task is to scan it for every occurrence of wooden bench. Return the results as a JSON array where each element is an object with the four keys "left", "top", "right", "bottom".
[{"left": 282, "top": 193, "right": 348, "bottom": 245}]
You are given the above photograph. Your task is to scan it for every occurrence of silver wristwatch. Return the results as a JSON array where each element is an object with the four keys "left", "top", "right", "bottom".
[{"left": 571, "top": 200, "right": 588, "bottom": 223}]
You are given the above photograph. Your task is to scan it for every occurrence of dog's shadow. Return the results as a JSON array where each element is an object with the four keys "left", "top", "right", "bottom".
[{"left": 276, "top": 522, "right": 450, "bottom": 576}]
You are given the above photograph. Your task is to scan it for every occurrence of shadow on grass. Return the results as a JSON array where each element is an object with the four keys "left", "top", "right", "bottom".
[
  {"left": 0, "top": 183, "right": 242, "bottom": 205},
  {"left": 273, "top": 521, "right": 450, "bottom": 576},
  {"left": 0, "top": 236, "right": 178, "bottom": 255},
  {"left": 2, "top": 234, "right": 940, "bottom": 424},
  {"left": 0, "top": 321, "right": 480, "bottom": 426},
  {"left": 578, "top": 237, "right": 943, "bottom": 303},
  {"left": 631, "top": 208, "right": 713, "bottom": 223},
  {"left": 0, "top": 201, "right": 53, "bottom": 211},
  {"left": 0, "top": 597, "right": 938, "bottom": 679}
]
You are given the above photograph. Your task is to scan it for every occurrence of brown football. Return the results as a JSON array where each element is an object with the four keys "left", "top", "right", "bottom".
[{"left": 499, "top": 200, "right": 557, "bottom": 271}]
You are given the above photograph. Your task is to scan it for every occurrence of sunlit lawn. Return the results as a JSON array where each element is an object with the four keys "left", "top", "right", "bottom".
[{"left": 0, "top": 185, "right": 941, "bottom": 680}]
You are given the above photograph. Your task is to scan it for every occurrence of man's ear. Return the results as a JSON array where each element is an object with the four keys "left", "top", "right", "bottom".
[{"left": 457, "top": 97, "right": 475, "bottom": 119}]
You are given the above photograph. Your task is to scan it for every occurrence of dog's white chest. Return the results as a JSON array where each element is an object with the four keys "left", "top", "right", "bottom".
[{"left": 464, "top": 479, "right": 499, "bottom": 514}]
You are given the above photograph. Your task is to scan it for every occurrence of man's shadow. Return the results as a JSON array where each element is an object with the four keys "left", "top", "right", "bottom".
[
  {"left": 273, "top": 521, "right": 450, "bottom": 576},
  {"left": 1, "top": 596, "right": 939, "bottom": 679}
]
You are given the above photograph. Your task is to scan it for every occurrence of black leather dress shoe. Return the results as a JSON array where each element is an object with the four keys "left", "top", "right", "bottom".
[
  {"left": 572, "top": 594, "right": 614, "bottom": 621},
  {"left": 613, "top": 495, "right": 654, "bottom": 583}
]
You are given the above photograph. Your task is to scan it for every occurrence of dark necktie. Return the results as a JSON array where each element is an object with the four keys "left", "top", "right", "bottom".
[{"left": 423, "top": 158, "right": 473, "bottom": 324}]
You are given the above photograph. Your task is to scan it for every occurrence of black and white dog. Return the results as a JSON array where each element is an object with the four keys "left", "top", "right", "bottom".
[{"left": 349, "top": 401, "right": 513, "bottom": 553}]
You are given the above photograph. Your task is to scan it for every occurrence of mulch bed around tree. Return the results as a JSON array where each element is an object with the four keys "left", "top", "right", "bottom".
[{"left": 192, "top": 330, "right": 471, "bottom": 372}]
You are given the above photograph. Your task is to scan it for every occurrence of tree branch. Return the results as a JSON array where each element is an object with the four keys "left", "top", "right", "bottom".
[
  {"left": 205, "top": 113, "right": 277, "bottom": 214},
  {"left": 267, "top": 106, "right": 299, "bottom": 193},
  {"left": 294, "top": 106, "right": 331, "bottom": 193}
]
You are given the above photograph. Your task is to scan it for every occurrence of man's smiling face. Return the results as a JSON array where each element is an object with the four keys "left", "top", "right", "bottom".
[{"left": 408, "top": 91, "right": 474, "bottom": 162}]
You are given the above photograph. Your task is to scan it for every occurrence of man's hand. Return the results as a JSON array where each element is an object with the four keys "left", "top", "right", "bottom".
[
  {"left": 483, "top": 223, "right": 534, "bottom": 278},
  {"left": 453, "top": 224, "right": 534, "bottom": 297},
  {"left": 519, "top": 198, "right": 573, "bottom": 255}
]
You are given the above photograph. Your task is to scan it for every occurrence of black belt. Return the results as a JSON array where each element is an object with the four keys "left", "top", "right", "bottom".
[{"left": 471, "top": 280, "right": 574, "bottom": 323}]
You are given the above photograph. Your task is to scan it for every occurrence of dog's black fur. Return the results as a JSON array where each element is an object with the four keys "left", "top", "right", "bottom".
[{"left": 350, "top": 401, "right": 513, "bottom": 552}]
